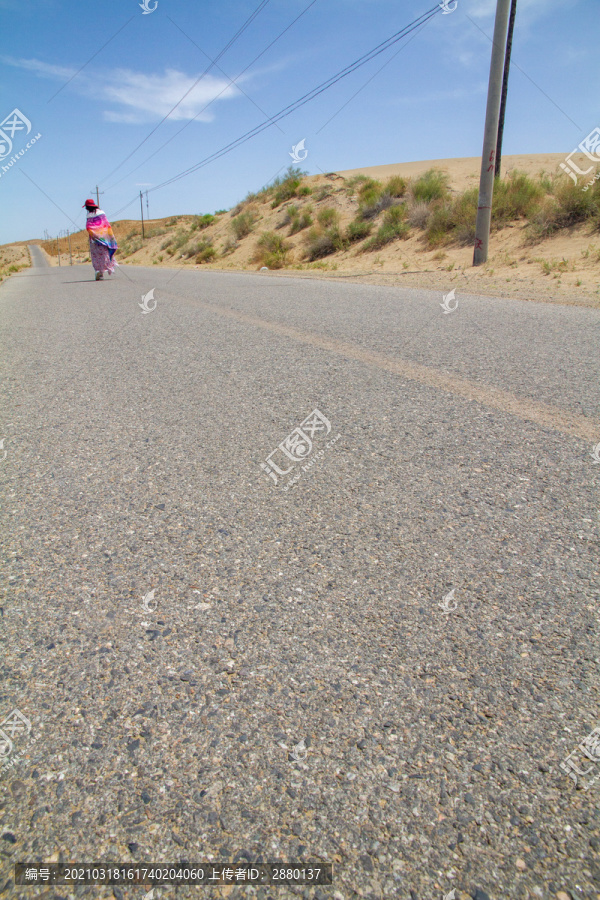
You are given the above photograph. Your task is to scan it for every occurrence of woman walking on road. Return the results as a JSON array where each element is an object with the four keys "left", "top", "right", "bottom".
[{"left": 83, "top": 199, "right": 118, "bottom": 281}]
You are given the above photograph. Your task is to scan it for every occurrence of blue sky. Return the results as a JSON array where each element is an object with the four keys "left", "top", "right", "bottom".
[{"left": 0, "top": 0, "right": 596, "bottom": 243}]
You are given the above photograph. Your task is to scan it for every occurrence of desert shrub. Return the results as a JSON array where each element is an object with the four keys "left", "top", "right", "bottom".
[
  {"left": 345, "top": 174, "right": 369, "bottom": 195},
  {"left": 408, "top": 201, "right": 431, "bottom": 229},
  {"left": 191, "top": 213, "right": 216, "bottom": 231},
  {"left": 451, "top": 189, "right": 479, "bottom": 244},
  {"left": 194, "top": 239, "right": 216, "bottom": 263},
  {"left": 160, "top": 237, "right": 174, "bottom": 250},
  {"left": 182, "top": 238, "right": 212, "bottom": 258},
  {"left": 361, "top": 205, "right": 409, "bottom": 251},
  {"left": 172, "top": 229, "right": 189, "bottom": 250},
  {"left": 280, "top": 205, "right": 299, "bottom": 228},
  {"left": 356, "top": 179, "right": 384, "bottom": 217},
  {"left": 304, "top": 226, "right": 345, "bottom": 261},
  {"left": 231, "top": 210, "right": 256, "bottom": 240},
  {"left": 346, "top": 219, "right": 373, "bottom": 242},
  {"left": 411, "top": 169, "right": 450, "bottom": 203},
  {"left": 386, "top": 175, "right": 407, "bottom": 198},
  {"left": 317, "top": 207, "right": 340, "bottom": 228},
  {"left": 221, "top": 238, "right": 239, "bottom": 256},
  {"left": 492, "top": 171, "right": 545, "bottom": 225},
  {"left": 288, "top": 206, "right": 313, "bottom": 235},
  {"left": 126, "top": 229, "right": 140, "bottom": 240},
  {"left": 167, "top": 217, "right": 178, "bottom": 226},
  {"left": 120, "top": 238, "right": 143, "bottom": 257},
  {"left": 253, "top": 231, "right": 292, "bottom": 268},
  {"left": 526, "top": 177, "right": 599, "bottom": 240},
  {"left": 314, "top": 185, "right": 333, "bottom": 202},
  {"left": 297, "top": 185, "right": 312, "bottom": 197},
  {"left": 424, "top": 188, "right": 478, "bottom": 247},
  {"left": 271, "top": 166, "right": 307, "bottom": 207},
  {"left": 215, "top": 209, "right": 227, "bottom": 215}
]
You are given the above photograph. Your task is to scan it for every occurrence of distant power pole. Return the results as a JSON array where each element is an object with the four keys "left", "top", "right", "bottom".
[
  {"left": 473, "top": 0, "right": 512, "bottom": 267},
  {"left": 140, "top": 191, "right": 145, "bottom": 240},
  {"left": 93, "top": 185, "right": 104, "bottom": 207},
  {"left": 495, "top": 0, "right": 518, "bottom": 178},
  {"left": 56, "top": 233, "right": 61, "bottom": 266},
  {"left": 67, "top": 229, "right": 73, "bottom": 266}
]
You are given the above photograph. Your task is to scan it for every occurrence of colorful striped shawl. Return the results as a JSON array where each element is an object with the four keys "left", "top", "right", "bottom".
[{"left": 86, "top": 212, "right": 118, "bottom": 258}]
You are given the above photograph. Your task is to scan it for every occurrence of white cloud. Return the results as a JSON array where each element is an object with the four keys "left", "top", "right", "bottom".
[
  {"left": 102, "top": 68, "right": 241, "bottom": 124},
  {"left": 1, "top": 55, "right": 244, "bottom": 124},
  {"left": 1, "top": 54, "right": 75, "bottom": 80}
]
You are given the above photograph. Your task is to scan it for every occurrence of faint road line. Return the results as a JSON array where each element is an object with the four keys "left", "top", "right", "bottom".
[{"left": 195, "top": 300, "right": 598, "bottom": 441}]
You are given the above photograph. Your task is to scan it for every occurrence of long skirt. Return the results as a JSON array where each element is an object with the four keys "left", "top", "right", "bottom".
[{"left": 90, "top": 239, "right": 115, "bottom": 275}]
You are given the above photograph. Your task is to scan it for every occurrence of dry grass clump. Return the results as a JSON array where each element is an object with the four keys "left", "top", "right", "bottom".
[
  {"left": 285, "top": 204, "right": 313, "bottom": 235},
  {"left": 194, "top": 239, "right": 216, "bottom": 263},
  {"left": 527, "top": 177, "right": 600, "bottom": 240},
  {"left": 361, "top": 205, "right": 409, "bottom": 251},
  {"left": 231, "top": 209, "right": 257, "bottom": 240},
  {"left": 253, "top": 232, "right": 292, "bottom": 268}
]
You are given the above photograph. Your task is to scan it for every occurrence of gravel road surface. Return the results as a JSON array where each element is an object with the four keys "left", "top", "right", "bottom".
[{"left": 1, "top": 256, "right": 599, "bottom": 900}]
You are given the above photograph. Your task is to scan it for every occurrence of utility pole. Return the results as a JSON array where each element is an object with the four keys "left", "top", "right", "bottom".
[
  {"left": 67, "top": 229, "right": 73, "bottom": 266},
  {"left": 472, "top": 0, "right": 512, "bottom": 267},
  {"left": 146, "top": 190, "right": 149, "bottom": 221},
  {"left": 56, "top": 233, "right": 61, "bottom": 266},
  {"left": 93, "top": 185, "right": 104, "bottom": 207},
  {"left": 495, "top": 0, "right": 517, "bottom": 178},
  {"left": 140, "top": 191, "right": 145, "bottom": 241}
]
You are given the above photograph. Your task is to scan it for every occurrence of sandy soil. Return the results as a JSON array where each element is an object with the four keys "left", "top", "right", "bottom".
[
  {"left": 340, "top": 153, "right": 585, "bottom": 192},
  {"left": 0, "top": 243, "right": 31, "bottom": 284}
]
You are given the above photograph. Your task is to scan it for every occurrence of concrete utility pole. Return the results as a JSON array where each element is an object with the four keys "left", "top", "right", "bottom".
[
  {"left": 140, "top": 191, "right": 145, "bottom": 240},
  {"left": 495, "top": 0, "right": 518, "bottom": 178},
  {"left": 56, "top": 234, "right": 61, "bottom": 266},
  {"left": 472, "top": 0, "right": 512, "bottom": 266},
  {"left": 93, "top": 185, "right": 104, "bottom": 207},
  {"left": 67, "top": 229, "right": 73, "bottom": 266}
]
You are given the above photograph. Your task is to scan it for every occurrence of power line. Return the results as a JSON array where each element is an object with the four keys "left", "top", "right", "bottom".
[
  {"left": 106, "top": 0, "right": 319, "bottom": 192},
  {"left": 148, "top": 4, "right": 441, "bottom": 194},
  {"left": 109, "top": 4, "right": 439, "bottom": 217},
  {"left": 464, "top": 12, "right": 580, "bottom": 132},
  {"left": 102, "top": 0, "right": 271, "bottom": 184}
]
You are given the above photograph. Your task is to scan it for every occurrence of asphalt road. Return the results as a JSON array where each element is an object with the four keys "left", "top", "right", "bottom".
[{"left": 1, "top": 254, "right": 599, "bottom": 900}]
